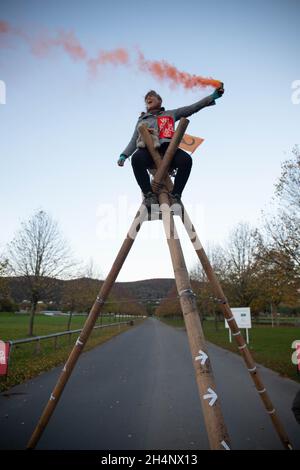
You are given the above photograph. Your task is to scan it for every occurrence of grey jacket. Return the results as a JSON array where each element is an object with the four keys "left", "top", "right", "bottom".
[{"left": 121, "top": 94, "right": 216, "bottom": 157}]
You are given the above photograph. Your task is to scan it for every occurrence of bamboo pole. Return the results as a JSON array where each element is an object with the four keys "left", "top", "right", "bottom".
[
  {"left": 179, "top": 210, "right": 293, "bottom": 450},
  {"left": 140, "top": 122, "right": 231, "bottom": 450},
  {"left": 160, "top": 194, "right": 231, "bottom": 450},
  {"left": 27, "top": 205, "right": 148, "bottom": 449}
]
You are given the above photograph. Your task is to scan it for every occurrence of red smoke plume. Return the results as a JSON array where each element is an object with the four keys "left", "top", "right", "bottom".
[
  {"left": 138, "top": 51, "right": 221, "bottom": 89},
  {"left": 88, "top": 48, "right": 129, "bottom": 75},
  {"left": 0, "top": 19, "right": 221, "bottom": 90},
  {"left": 0, "top": 20, "right": 9, "bottom": 33},
  {"left": 31, "top": 30, "right": 87, "bottom": 61}
]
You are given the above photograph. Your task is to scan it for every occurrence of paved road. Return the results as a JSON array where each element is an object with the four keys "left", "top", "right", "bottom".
[{"left": 0, "top": 317, "right": 299, "bottom": 450}]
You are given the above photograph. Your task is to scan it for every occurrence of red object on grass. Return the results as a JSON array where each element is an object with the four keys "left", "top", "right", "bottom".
[
  {"left": 0, "top": 340, "right": 10, "bottom": 376},
  {"left": 297, "top": 343, "right": 300, "bottom": 372}
]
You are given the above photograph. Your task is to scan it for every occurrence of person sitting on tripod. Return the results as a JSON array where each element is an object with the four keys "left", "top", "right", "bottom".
[{"left": 117, "top": 85, "right": 224, "bottom": 208}]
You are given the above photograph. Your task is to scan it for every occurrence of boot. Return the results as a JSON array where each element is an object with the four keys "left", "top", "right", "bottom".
[
  {"left": 169, "top": 192, "right": 183, "bottom": 206},
  {"left": 142, "top": 191, "right": 159, "bottom": 209}
]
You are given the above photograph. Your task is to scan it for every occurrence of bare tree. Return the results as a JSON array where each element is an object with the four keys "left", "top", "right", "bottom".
[
  {"left": 254, "top": 241, "right": 298, "bottom": 325},
  {"left": 8, "top": 210, "right": 73, "bottom": 336},
  {"left": 190, "top": 243, "right": 227, "bottom": 283},
  {"left": 224, "top": 222, "right": 260, "bottom": 307},
  {"left": 61, "top": 277, "right": 99, "bottom": 329},
  {"left": 275, "top": 145, "right": 300, "bottom": 211},
  {"left": 0, "top": 256, "right": 9, "bottom": 310},
  {"left": 0, "top": 257, "right": 8, "bottom": 278},
  {"left": 190, "top": 244, "right": 228, "bottom": 327},
  {"left": 263, "top": 146, "right": 300, "bottom": 274},
  {"left": 263, "top": 211, "right": 300, "bottom": 272},
  {"left": 82, "top": 258, "right": 102, "bottom": 280}
]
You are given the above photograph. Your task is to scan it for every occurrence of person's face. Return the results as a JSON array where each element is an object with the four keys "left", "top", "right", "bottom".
[{"left": 145, "top": 94, "right": 161, "bottom": 112}]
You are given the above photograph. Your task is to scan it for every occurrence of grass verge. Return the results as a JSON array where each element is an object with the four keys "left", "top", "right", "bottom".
[
  {"left": 0, "top": 313, "right": 144, "bottom": 392},
  {"left": 159, "top": 316, "right": 300, "bottom": 383}
]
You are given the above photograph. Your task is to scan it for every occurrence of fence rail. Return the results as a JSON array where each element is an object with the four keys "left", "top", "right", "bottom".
[
  {"left": 7, "top": 316, "right": 143, "bottom": 347},
  {"left": 0, "top": 316, "right": 144, "bottom": 383}
]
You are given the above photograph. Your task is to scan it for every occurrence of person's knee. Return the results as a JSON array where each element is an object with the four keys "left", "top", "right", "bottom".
[
  {"left": 131, "top": 152, "right": 142, "bottom": 168},
  {"left": 186, "top": 154, "right": 193, "bottom": 168},
  {"left": 177, "top": 153, "right": 192, "bottom": 169},
  {"left": 131, "top": 154, "right": 136, "bottom": 167},
  {"left": 131, "top": 150, "right": 150, "bottom": 169}
]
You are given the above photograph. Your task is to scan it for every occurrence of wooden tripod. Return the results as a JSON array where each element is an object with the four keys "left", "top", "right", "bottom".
[{"left": 27, "top": 119, "right": 292, "bottom": 450}]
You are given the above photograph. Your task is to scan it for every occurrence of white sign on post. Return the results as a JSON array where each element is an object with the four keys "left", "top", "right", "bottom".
[{"left": 225, "top": 307, "right": 252, "bottom": 344}]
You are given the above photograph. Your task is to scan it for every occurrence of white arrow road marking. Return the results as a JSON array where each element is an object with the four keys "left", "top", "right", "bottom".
[
  {"left": 203, "top": 387, "right": 218, "bottom": 406},
  {"left": 221, "top": 440, "right": 230, "bottom": 450},
  {"left": 195, "top": 350, "right": 208, "bottom": 365}
]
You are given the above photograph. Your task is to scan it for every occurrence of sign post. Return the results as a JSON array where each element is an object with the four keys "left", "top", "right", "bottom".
[{"left": 225, "top": 308, "right": 252, "bottom": 344}]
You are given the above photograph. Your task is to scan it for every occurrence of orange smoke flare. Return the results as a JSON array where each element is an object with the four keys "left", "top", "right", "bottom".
[
  {"left": 138, "top": 51, "right": 221, "bottom": 89},
  {"left": 23, "top": 29, "right": 87, "bottom": 61},
  {"left": 88, "top": 48, "right": 129, "bottom": 75},
  {"left": 0, "top": 21, "right": 87, "bottom": 62},
  {"left": 0, "top": 19, "right": 222, "bottom": 90},
  {"left": 0, "top": 20, "right": 9, "bottom": 33},
  {"left": 52, "top": 30, "right": 87, "bottom": 61}
]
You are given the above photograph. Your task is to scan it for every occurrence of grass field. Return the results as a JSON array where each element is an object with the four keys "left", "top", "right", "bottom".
[
  {"left": 159, "top": 316, "right": 300, "bottom": 383},
  {"left": 0, "top": 312, "right": 124, "bottom": 340},
  {"left": 0, "top": 312, "right": 144, "bottom": 392}
]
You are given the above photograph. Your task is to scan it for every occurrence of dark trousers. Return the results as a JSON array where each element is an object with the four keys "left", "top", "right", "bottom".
[{"left": 131, "top": 142, "right": 192, "bottom": 196}]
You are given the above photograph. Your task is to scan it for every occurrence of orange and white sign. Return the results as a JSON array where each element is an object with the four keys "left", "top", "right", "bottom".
[{"left": 179, "top": 133, "right": 204, "bottom": 154}]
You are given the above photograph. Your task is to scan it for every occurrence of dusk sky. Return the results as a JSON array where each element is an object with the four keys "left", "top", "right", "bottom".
[{"left": 0, "top": 0, "right": 299, "bottom": 281}]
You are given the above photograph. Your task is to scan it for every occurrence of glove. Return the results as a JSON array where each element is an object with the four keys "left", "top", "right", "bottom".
[
  {"left": 117, "top": 154, "right": 127, "bottom": 166},
  {"left": 211, "top": 83, "right": 224, "bottom": 101}
]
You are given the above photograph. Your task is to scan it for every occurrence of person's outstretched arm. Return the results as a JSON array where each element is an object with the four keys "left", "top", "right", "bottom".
[
  {"left": 120, "top": 123, "right": 139, "bottom": 158},
  {"left": 171, "top": 84, "right": 224, "bottom": 121}
]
